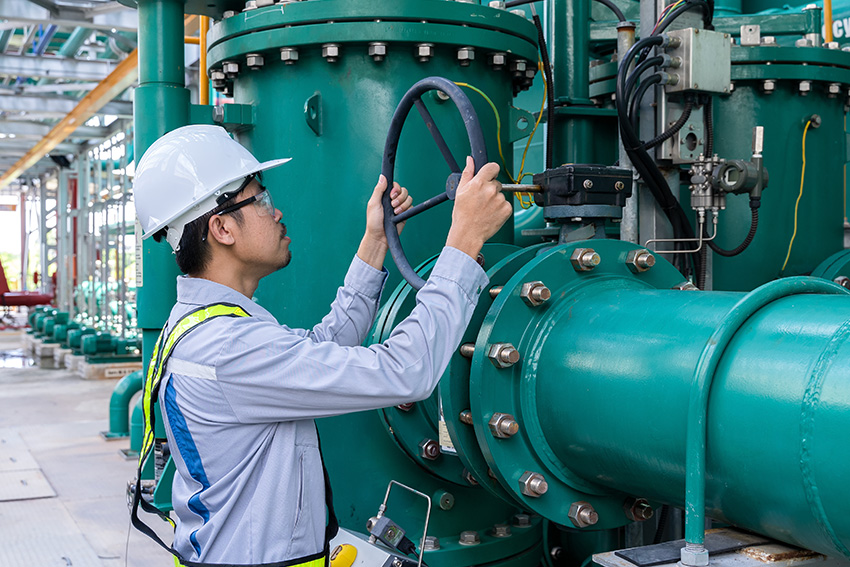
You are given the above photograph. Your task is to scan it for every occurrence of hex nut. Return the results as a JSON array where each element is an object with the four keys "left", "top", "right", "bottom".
[
  {"left": 322, "top": 43, "right": 340, "bottom": 62},
  {"left": 833, "top": 276, "right": 850, "bottom": 289},
  {"left": 210, "top": 70, "right": 226, "bottom": 83},
  {"left": 246, "top": 53, "right": 264, "bottom": 68},
  {"left": 462, "top": 468, "right": 479, "bottom": 486},
  {"left": 571, "top": 248, "right": 601, "bottom": 272},
  {"left": 828, "top": 83, "right": 842, "bottom": 97},
  {"left": 492, "top": 524, "right": 512, "bottom": 538},
  {"left": 487, "top": 343, "right": 520, "bottom": 368},
  {"left": 520, "top": 281, "right": 551, "bottom": 307},
  {"left": 416, "top": 43, "right": 435, "bottom": 62},
  {"left": 489, "top": 52, "right": 507, "bottom": 69},
  {"left": 280, "top": 47, "right": 299, "bottom": 64},
  {"left": 423, "top": 536, "right": 441, "bottom": 551},
  {"left": 419, "top": 438, "right": 440, "bottom": 460},
  {"left": 795, "top": 38, "right": 812, "bottom": 47},
  {"left": 457, "top": 46, "right": 475, "bottom": 66},
  {"left": 626, "top": 249, "right": 656, "bottom": 273},
  {"left": 681, "top": 545, "right": 710, "bottom": 567},
  {"left": 368, "top": 42, "right": 387, "bottom": 62},
  {"left": 459, "top": 531, "right": 481, "bottom": 545},
  {"left": 673, "top": 281, "right": 699, "bottom": 291},
  {"left": 624, "top": 498, "right": 654, "bottom": 522},
  {"left": 222, "top": 10, "right": 236, "bottom": 18},
  {"left": 799, "top": 80, "right": 812, "bottom": 94},
  {"left": 512, "top": 513, "right": 532, "bottom": 527},
  {"left": 510, "top": 59, "right": 528, "bottom": 74},
  {"left": 510, "top": 9, "right": 528, "bottom": 17},
  {"left": 519, "top": 471, "right": 548, "bottom": 497},
  {"left": 568, "top": 501, "right": 599, "bottom": 528},
  {"left": 489, "top": 0, "right": 507, "bottom": 8},
  {"left": 223, "top": 61, "right": 239, "bottom": 76},
  {"left": 762, "top": 80, "right": 775, "bottom": 93},
  {"left": 488, "top": 413, "right": 519, "bottom": 438},
  {"left": 243, "top": 0, "right": 258, "bottom": 9}
]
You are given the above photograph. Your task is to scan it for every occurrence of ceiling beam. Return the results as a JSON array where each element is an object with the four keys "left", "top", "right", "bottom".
[
  {"left": 0, "top": 48, "right": 138, "bottom": 189},
  {"left": 0, "top": 52, "right": 117, "bottom": 81},
  {"left": 0, "top": 1, "right": 137, "bottom": 33},
  {"left": 0, "top": 140, "right": 81, "bottom": 153},
  {"left": 0, "top": 93, "right": 133, "bottom": 118},
  {"left": 0, "top": 120, "right": 110, "bottom": 139}
]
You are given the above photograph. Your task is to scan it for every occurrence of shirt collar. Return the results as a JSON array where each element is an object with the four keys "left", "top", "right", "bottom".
[{"left": 175, "top": 275, "right": 278, "bottom": 323}]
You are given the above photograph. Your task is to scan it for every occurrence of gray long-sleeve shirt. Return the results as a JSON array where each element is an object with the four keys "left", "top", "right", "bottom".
[{"left": 158, "top": 246, "right": 488, "bottom": 565}]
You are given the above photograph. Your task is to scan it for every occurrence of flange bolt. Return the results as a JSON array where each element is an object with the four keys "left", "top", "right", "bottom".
[
  {"left": 459, "top": 343, "right": 475, "bottom": 358},
  {"left": 322, "top": 43, "right": 340, "bottom": 63},
  {"left": 626, "top": 249, "right": 656, "bottom": 273},
  {"left": 415, "top": 43, "right": 434, "bottom": 62},
  {"left": 419, "top": 438, "right": 440, "bottom": 460},
  {"left": 571, "top": 248, "right": 601, "bottom": 272},
  {"left": 568, "top": 501, "right": 599, "bottom": 528},
  {"left": 492, "top": 524, "right": 512, "bottom": 537},
  {"left": 368, "top": 42, "right": 387, "bottom": 62},
  {"left": 625, "top": 497, "right": 654, "bottom": 521},
  {"left": 280, "top": 47, "right": 299, "bottom": 64},
  {"left": 459, "top": 531, "right": 481, "bottom": 545},
  {"left": 512, "top": 513, "right": 532, "bottom": 527},
  {"left": 488, "top": 413, "right": 519, "bottom": 438},
  {"left": 833, "top": 276, "right": 850, "bottom": 289},
  {"left": 519, "top": 471, "right": 548, "bottom": 497},
  {"left": 520, "top": 281, "right": 551, "bottom": 306},
  {"left": 487, "top": 343, "right": 520, "bottom": 368}
]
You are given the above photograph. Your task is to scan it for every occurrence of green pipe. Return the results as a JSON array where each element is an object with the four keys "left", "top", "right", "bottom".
[
  {"left": 683, "top": 277, "right": 848, "bottom": 562},
  {"left": 0, "top": 30, "right": 12, "bottom": 53},
  {"left": 528, "top": 273, "right": 850, "bottom": 558},
  {"left": 58, "top": 27, "right": 91, "bottom": 58},
  {"left": 106, "top": 370, "right": 144, "bottom": 438},
  {"left": 129, "top": 397, "right": 143, "bottom": 454}
]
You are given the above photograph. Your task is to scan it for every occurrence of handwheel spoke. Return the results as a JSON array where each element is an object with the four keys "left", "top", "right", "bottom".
[
  {"left": 414, "top": 98, "right": 461, "bottom": 173},
  {"left": 393, "top": 192, "right": 449, "bottom": 223}
]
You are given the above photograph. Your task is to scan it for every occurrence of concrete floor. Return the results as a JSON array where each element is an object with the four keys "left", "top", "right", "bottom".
[{"left": 0, "top": 331, "right": 173, "bottom": 567}]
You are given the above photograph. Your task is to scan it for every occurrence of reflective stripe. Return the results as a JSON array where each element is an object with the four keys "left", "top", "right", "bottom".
[
  {"left": 167, "top": 357, "right": 218, "bottom": 381},
  {"left": 132, "top": 303, "right": 252, "bottom": 565}
]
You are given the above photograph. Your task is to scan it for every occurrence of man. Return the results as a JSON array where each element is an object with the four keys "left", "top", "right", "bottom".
[{"left": 132, "top": 125, "right": 511, "bottom": 567}]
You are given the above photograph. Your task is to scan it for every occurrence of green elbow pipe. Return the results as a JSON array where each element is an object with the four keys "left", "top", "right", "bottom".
[
  {"left": 106, "top": 370, "right": 144, "bottom": 438},
  {"left": 683, "top": 277, "right": 848, "bottom": 563}
]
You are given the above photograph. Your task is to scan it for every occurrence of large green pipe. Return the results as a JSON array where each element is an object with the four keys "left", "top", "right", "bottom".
[
  {"left": 535, "top": 279, "right": 850, "bottom": 558},
  {"left": 134, "top": 0, "right": 188, "bottom": 370}
]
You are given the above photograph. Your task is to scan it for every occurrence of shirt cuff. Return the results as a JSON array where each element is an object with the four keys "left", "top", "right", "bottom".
[
  {"left": 344, "top": 254, "right": 389, "bottom": 300},
  {"left": 428, "top": 246, "right": 490, "bottom": 300}
]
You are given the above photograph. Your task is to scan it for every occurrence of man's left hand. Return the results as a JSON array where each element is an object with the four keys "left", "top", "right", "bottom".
[{"left": 365, "top": 175, "right": 413, "bottom": 247}]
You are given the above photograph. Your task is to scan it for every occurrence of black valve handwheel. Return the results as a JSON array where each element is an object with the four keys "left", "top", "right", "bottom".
[{"left": 381, "top": 76, "right": 488, "bottom": 290}]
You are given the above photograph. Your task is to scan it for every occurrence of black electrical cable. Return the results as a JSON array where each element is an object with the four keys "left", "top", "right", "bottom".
[
  {"left": 654, "top": 0, "right": 713, "bottom": 35},
  {"left": 708, "top": 201, "right": 760, "bottom": 257},
  {"left": 531, "top": 10, "right": 555, "bottom": 170},
  {"left": 644, "top": 99, "right": 694, "bottom": 150},
  {"left": 703, "top": 96, "right": 714, "bottom": 158},
  {"left": 617, "top": 35, "right": 701, "bottom": 277},
  {"left": 624, "top": 55, "right": 665, "bottom": 104},
  {"left": 629, "top": 73, "right": 663, "bottom": 130}
]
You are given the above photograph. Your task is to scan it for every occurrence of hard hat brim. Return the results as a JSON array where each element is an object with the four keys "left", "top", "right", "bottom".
[{"left": 141, "top": 157, "right": 292, "bottom": 240}]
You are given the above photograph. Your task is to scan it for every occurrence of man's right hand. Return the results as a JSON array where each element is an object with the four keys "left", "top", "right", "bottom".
[{"left": 446, "top": 156, "right": 513, "bottom": 260}]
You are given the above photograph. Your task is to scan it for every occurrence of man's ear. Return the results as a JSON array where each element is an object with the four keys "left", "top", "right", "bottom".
[{"left": 207, "top": 214, "right": 237, "bottom": 246}]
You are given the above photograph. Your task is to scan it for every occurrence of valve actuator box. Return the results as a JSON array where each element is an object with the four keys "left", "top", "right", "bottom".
[{"left": 664, "top": 28, "right": 732, "bottom": 94}]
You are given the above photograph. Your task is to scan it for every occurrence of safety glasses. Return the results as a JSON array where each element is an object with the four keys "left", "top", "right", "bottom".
[{"left": 215, "top": 184, "right": 275, "bottom": 218}]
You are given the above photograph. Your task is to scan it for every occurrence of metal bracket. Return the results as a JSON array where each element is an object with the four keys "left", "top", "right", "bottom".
[
  {"left": 508, "top": 105, "right": 536, "bottom": 143},
  {"left": 305, "top": 92, "right": 322, "bottom": 136}
]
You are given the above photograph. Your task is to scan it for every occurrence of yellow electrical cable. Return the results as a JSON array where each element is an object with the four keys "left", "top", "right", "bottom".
[
  {"left": 514, "top": 60, "right": 548, "bottom": 209},
  {"left": 781, "top": 120, "right": 811, "bottom": 274},
  {"left": 455, "top": 82, "right": 516, "bottom": 183}
]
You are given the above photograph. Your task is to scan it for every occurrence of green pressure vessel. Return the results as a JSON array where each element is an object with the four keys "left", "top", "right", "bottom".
[
  {"left": 205, "top": 0, "right": 538, "bottom": 328},
  {"left": 711, "top": 35, "right": 850, "bottom": 290}
]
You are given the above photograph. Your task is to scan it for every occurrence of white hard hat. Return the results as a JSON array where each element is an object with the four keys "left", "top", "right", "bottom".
[{"left": 133, "top": 124, "right": 290, "bottom": 251}]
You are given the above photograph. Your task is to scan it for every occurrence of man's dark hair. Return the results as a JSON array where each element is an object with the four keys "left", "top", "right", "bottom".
[{"left": 152, "top": 192, "right": 245, "bottom": 276}]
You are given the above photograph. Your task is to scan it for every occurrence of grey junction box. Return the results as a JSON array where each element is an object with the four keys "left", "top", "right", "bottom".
[{"left": 664, "top": 28, "right": 732, "bottom": 94}]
